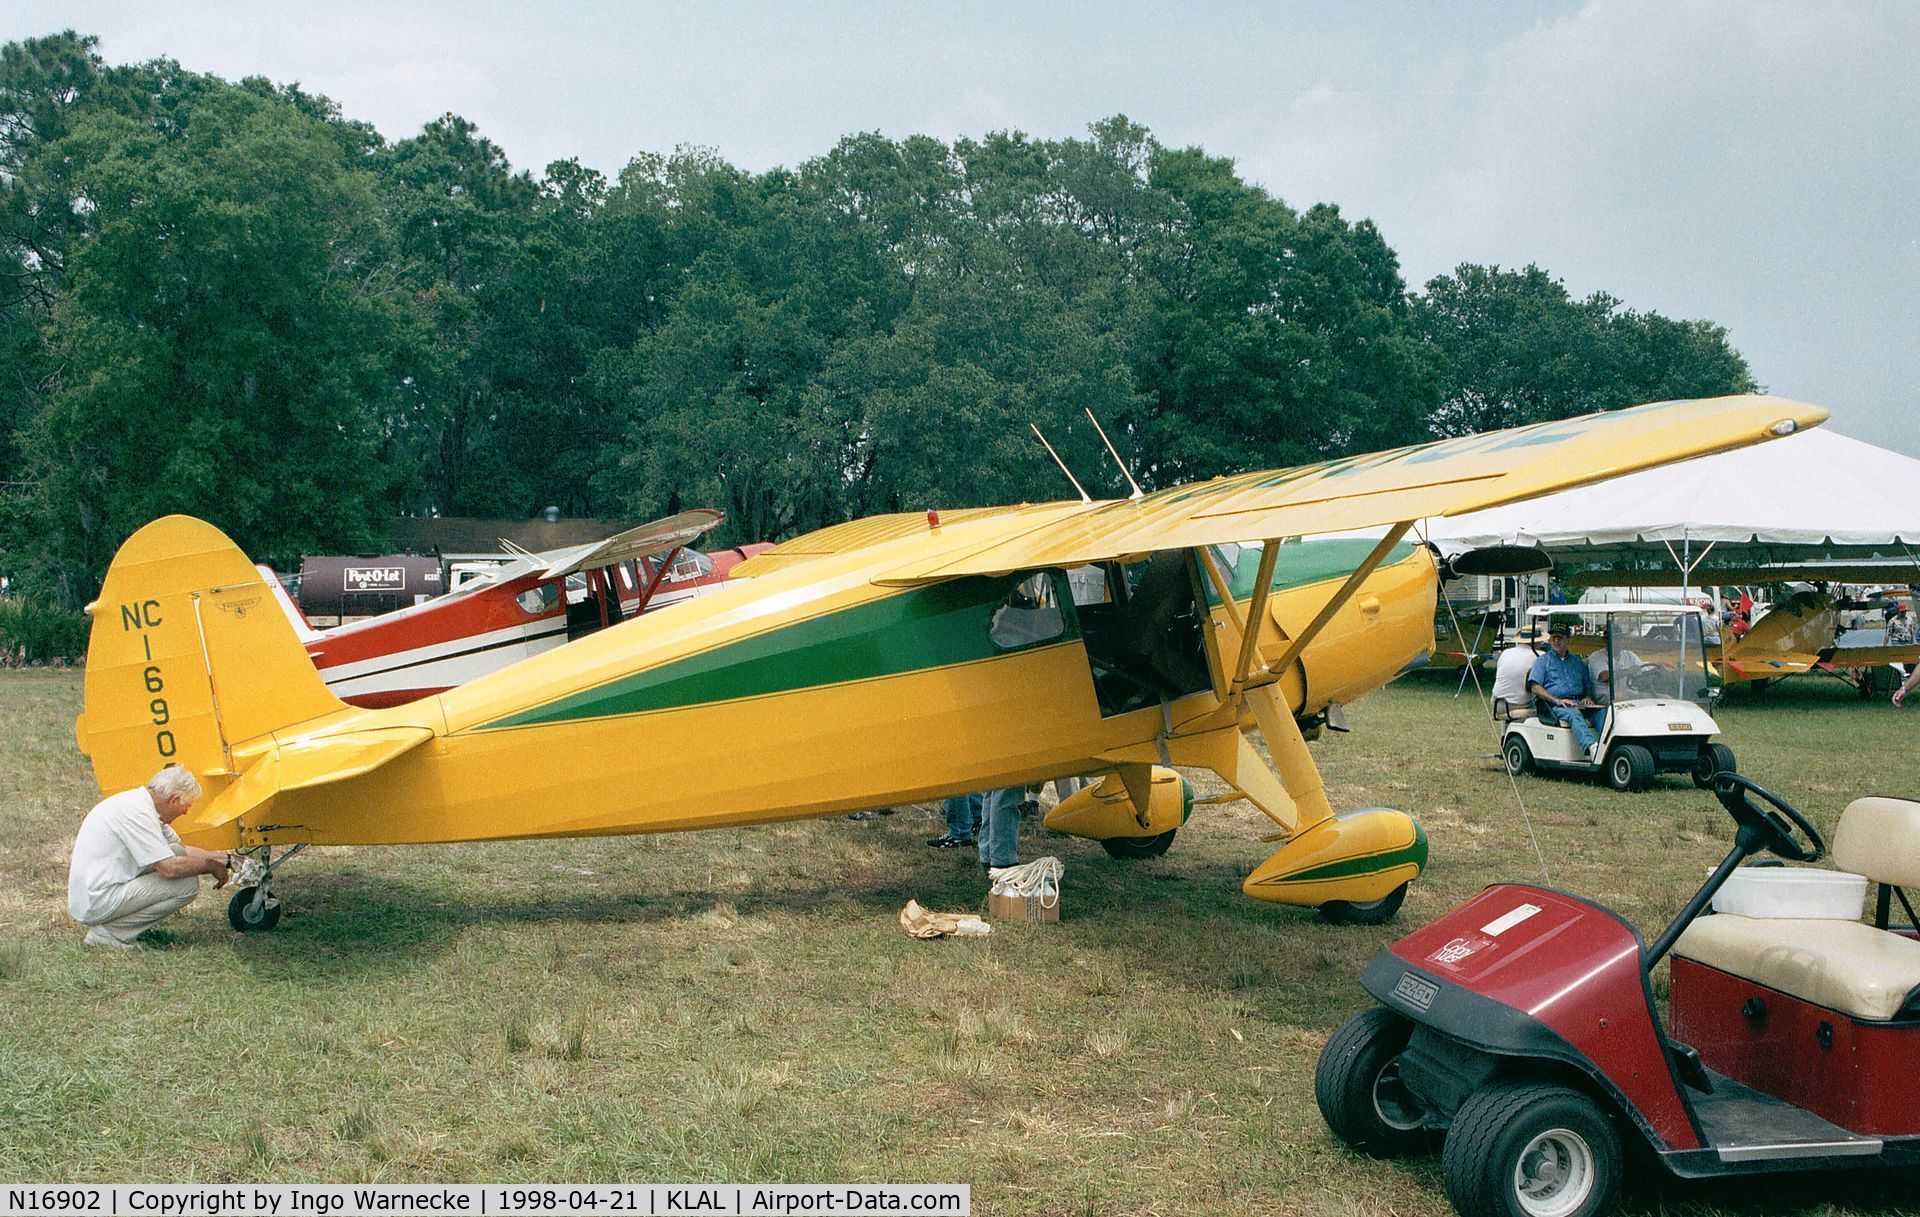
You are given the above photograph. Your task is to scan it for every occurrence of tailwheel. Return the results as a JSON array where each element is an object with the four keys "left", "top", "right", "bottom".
[
  {"left": 1314, "top": 1007, "right": 1434, "bottom": 1157},
  {"left": 1443, "top": 1083, "right": 1621, "bottom": 1217},
  {"left": 227, "top": 885, "right": 282, "bottom": 932},
  {"left": 1099, "top": 829, "right": 1177, "bottom": 859},
  {"left": 1319, "top": 881, "right": 1409, "bottom": 926}
]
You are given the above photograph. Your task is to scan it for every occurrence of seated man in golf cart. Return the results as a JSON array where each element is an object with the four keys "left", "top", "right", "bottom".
[
  {"left": 1490, "top": 626, "right": 1542, "bottom": 721},
  {"left": 1588, "top": 643, "right": 1652, "bottom": 701},
  {"left": 1529, "top": 621, "right": 1605, "bottom": 758}
]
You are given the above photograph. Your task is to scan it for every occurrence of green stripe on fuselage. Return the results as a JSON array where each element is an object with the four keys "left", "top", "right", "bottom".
[
  {"left": 476, "top": 574, "right": 1069, "bottom": 729},
  {"left": 1203, "top": 539, "right": 1420, "bottom": 606}
]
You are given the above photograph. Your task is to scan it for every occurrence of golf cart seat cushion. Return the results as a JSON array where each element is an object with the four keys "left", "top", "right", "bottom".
[
  {"left": 1493, "top": 697, "right": 1533, "bottom": 722},
  {"left": 1831, "top": 797, "right": 1920, "bottom": 889},
  {"left": 1674, "top": 914, "right": 1920, "bottom": 1022}
]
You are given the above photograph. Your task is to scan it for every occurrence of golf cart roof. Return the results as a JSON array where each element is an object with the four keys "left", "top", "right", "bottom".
[{"left": 1526, "top": 604, "right": 1710, "bottom": 619}]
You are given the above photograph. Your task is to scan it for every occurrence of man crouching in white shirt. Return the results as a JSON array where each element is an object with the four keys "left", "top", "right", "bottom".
[{"left": 68, "top": 765, "right": 231, "bottom": 948}]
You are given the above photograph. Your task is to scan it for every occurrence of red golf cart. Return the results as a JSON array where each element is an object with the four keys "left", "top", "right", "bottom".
[{"left": 1315, "top": 774, "right": 1920, "bottom": 1217}]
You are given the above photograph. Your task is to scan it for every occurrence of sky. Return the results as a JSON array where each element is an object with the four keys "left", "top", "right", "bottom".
[{"left": 11, "top": 1, "right": 1916, "bottom": 454}]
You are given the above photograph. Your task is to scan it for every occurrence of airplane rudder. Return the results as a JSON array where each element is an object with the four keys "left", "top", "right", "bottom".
[{"left": 77, "top": 516, "right": 343, "bottom": 796}]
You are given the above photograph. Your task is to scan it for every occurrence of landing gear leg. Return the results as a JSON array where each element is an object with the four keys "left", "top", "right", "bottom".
[{"left": 228, "top": 844, "right": 305, "bottom": 933}]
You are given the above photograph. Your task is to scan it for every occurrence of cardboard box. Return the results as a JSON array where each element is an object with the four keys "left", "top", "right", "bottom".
[{"left": 988, "top": 890, "right": 1060, "bottom": 923}]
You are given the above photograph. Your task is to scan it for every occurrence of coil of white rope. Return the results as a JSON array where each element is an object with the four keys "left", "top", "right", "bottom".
[{"left": 988, "top": 856, "right": 1065, "bottom": 909}]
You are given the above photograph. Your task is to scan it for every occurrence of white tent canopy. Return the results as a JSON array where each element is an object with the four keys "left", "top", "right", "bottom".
[{"left": 1427, "top": 429, "right": 1920, "bottom": 568}]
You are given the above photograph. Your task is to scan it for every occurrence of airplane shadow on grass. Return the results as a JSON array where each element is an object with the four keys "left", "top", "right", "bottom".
[{"left": 210, "top": 828, "right": 1339, "bottom": 988}]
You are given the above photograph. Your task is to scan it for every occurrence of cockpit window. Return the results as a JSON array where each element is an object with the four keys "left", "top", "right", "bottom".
[
  {"left": 989, "top": 572, "right": 1068, "bottom": 651},
  {"left": 516, "top": 582, "right": 561, "bottom": 615}
]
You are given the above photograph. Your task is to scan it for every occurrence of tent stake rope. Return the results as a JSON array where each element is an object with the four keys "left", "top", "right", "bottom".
[{"left": 1423, "top": 520, "right": 1552, "bottom": 887}]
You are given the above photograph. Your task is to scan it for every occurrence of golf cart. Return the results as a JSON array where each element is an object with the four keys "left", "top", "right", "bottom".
[
  {"left": 1315, "top": 774, "right": 1920, "bottom": 1217},
  {"left": 1498, "top": 604, "right": 1733, "bottom": 792}
]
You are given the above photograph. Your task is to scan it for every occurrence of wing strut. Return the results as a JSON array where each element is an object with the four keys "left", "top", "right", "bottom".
[
  {"left": 1256, "top": 523, "right": 1414, "bottom": 689},
  {"left": 1230, "top": 541, "right": 1282, "bottom": 689},
  {"left": 1187, "top": 523, "right": 1412, "bottom": 835}
]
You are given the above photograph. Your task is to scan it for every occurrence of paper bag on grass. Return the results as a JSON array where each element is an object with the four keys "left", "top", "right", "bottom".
[{"left": 900, "top": 899, "right": 991, "bottom": 938}]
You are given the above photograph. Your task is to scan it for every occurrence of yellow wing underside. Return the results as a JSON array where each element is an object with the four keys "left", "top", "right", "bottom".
[{"left": 850, "top": 395, "right": 1825, "bottom": 584}]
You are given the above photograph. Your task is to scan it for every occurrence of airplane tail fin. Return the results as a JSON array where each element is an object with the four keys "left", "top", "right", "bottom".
[
  {"left": 76, "top": 516, "right": 349, "bottom": 802},
  {"left": 255, "top": 563, "right": 323, "bottom": 645}
]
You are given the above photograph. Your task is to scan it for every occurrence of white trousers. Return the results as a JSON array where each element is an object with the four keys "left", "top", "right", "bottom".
[{"left": 86, "top": 873, "right": 199, "bottom": 942}]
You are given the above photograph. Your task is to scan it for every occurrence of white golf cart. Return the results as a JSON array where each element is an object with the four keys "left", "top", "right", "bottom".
[{"left": 1498, "top": 604, "right": 1735, "bottom": 793}]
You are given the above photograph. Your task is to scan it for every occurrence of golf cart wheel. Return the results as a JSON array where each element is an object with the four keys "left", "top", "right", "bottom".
[
  {"left": 1691, "top": 743, "right": 1737, "bottom": 790},
  {"left": 1100, "top": 829, "right": 1176, "bottom": 859},
  {"left": 1314, "top": 1007, "right": 1434, "bottom": 1157},
  {"left": 1442, "top": 1083, "right": 1620, "bottom": 1217},
  {"left": 227, "top": 886, "right": 281, "bottom": 933},
  {"left": 1320, "top": 881, "right": 1409, "bottom": 926},
  {"left": 1503, "top": 735, "right": 1533, "bottom": 777},
  {"left": 1604, "top": 744, "right": 1654, "bottom": 793}
]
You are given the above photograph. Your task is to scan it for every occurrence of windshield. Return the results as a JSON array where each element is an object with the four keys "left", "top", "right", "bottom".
[{"left": 1591, "top": 613, "right": 1712, "bottom": 704}]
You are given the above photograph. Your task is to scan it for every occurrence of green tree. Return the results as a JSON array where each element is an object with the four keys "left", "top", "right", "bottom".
[
  {"left": 371, "top": 114, "right": 540, "bottom": 515},
  {"left": 17, "top": 74, "right": 412, "bottom": 603},
  {"left": 1126, "top": 147, "right": 1436, "bottom": 486},
  {"left": 1416, "top": 263, "right": 1756, "bottom": 436}
]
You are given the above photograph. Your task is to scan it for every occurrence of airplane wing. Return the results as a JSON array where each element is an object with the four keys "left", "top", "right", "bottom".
[
  {"left": 1822, "top": 644, "right": 1920, "bottom": 669},
  {"left": 1722, "top": 652, "right": 1824, "bottom": 681},
  {"left": 535, "top": 509, "right": 725, "bottom": 580},
  {"left": 871, "top": 396, "right": 1827, "bottom": 585},
  {"left": 730, "top": 505, "right": 1072, "bottom": 578}
]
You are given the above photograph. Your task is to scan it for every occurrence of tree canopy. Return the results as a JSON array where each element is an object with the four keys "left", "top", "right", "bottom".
[{"left": 0, "top": 31, "right": 1759, "bottom": 606}]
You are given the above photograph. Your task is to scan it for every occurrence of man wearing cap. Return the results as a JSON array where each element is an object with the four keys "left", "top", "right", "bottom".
[{"left": 1529, "top": 623, "right": 1606, "bottom": 759}]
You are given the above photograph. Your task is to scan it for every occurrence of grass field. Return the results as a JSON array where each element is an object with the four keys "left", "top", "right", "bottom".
[{"left": 4, "top": 667, "right": 1919, "bottom": 1215}]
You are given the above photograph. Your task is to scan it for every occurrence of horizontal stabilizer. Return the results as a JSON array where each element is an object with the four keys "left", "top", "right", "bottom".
[{"left": 181, "top": 726, "right": 433, "bottom": 833}]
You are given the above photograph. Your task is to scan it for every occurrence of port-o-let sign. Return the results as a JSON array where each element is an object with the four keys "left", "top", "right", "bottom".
[{"left": 345, "top": 566, "right": 407, "bottom": 591}]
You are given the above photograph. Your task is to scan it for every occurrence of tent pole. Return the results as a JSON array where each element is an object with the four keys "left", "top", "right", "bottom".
[{"left": 1680, "top": 529, "right": 1692, "bottom": 688}]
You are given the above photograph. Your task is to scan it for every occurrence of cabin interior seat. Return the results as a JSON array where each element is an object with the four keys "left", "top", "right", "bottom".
[{"left": 1674, "top": 797, "right": 1920, "bottom": 1022}]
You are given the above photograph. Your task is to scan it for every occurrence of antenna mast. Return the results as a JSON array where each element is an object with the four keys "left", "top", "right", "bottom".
[
  {"left": 1085, "top": 408, "right": 1144, "bottom": 500},
  {"left": 1030, "top": 423, "right": 1091, "bottom": 503}
]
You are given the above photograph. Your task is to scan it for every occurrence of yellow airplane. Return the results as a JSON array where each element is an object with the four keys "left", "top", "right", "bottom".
[{"left": 73, "top": 396, "right": 1826, "bottom": 931}]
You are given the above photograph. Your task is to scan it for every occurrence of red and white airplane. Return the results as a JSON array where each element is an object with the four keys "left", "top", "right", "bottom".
[{"left": 265, "top": 510, "right": 771, "bottom": 708}]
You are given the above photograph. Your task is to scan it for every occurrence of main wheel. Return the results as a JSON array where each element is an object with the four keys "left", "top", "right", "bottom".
[
  {"left": 1320, "top": 881, "right": 1409, "bottom": 926},
  {"left": 1442, "top": 1083, "right": 1621, "bottom": 1217},
  {"left": 227, "top": 886, "right": 282, "bottom": 932},
  {"left": 1603, "top": 744, "right": 1653, "bottom": 793},
  {"left": 1691, "top": 742, "right": 1736, "bottom": 789},
  {"left": 1100, "top": 829, "right": 1176, "bottom": 859},
  {"left": 1503, "top": 735, "right": 1533, "bottom": 777},
  {"left": 1315, "top": 1007, "right": 1433, "bottom": 1157}
]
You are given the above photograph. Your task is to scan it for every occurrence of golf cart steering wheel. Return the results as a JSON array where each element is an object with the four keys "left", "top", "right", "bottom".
[{"left": 1713, "top": 773, "right": 1826, "bottom": 862}]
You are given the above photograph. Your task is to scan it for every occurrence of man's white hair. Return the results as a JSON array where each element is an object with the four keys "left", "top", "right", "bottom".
[{"left": 147, "top": 765, "right": 202, "bottom": 805}]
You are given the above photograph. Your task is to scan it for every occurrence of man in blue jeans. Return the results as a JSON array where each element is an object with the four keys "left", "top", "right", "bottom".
[
  {"left": 1528, "top": 622, "right": 1606, "bottom": 759},
  {"left": 928, "top": 793, "right": 981, "bottom": 848},
  {"left": 927, "top": 786, "right": 1024, "bottom": 868},
  {"left": 973, "top": 786, "right": 1025, "bottom": 870}
]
